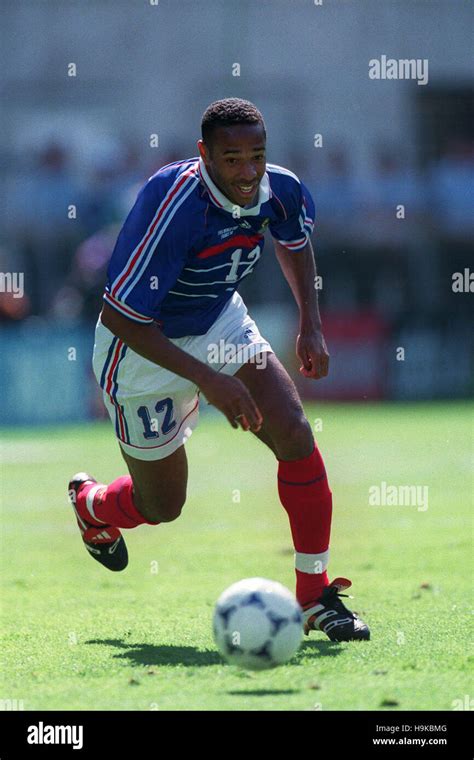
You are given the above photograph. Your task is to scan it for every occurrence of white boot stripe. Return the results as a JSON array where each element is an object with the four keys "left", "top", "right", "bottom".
[
  {"left": 71, "top": 502, "right": 88, "bottom": 532},
  {"left": 324, "top": 617, "right": 353, "bottom": 631},
  {"left": 85, "top": 485, "right": 107, "bottom": 524},
  {"left": 314, "top": 609, "right": 337, "bottom": 624},
  {"left": 302, "top": 603, "right": 325, "bottom": 623}
]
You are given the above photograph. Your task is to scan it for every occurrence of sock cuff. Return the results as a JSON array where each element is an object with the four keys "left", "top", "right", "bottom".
[{"left": 295, "top": 549, "right": 330, "bottom": 574}]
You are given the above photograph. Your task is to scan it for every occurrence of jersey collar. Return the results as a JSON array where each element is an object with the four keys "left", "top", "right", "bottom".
[{"left": 198, "top": 158, "right": 271, "bottom": 216}]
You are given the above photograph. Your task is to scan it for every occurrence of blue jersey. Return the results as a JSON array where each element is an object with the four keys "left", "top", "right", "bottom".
[{"left": 104, "top": 157, "right": 315, "bottom": 338}]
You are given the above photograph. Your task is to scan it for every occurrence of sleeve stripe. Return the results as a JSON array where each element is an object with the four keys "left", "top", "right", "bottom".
[
  {"left": 103, "top": 292, "right": 154, "bottom": 323},
  {"left": 111, "top": 166, "right": 192, "bottom": 297},
  {"left": 300, "top": 197, "right": 315, "bottom": 234},
  {"left": 277, "top": 236, "right": 309, "bottom": 251},
  {"left": 120, "top": 176, "right": 198, "bottom": 303},
  {"left": 110, "top": 165, "right": 199, "bottom": 301}
]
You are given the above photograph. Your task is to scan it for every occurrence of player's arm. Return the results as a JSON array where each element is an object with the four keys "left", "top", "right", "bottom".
[
  {"left": 273, "top": 238, "right": 329, "bottom": 379},
  {"left": 100, "top": 301, "right": 262, "bottom": 432}
]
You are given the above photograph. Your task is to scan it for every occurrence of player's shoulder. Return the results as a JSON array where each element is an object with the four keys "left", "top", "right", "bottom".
[
  {"left": 145, "top": 157, "right": 201, "bottom": 199},
  {"left": 266, "top": 162, "right": 303, "bottom": 194},
  {"left": 129, "top": 158, "right": 204, "bottom": 240},
  {"left": 266, "top": 162, "right": 310, "bottom": 206},
  {"left": 266, "top": 162, "right": 301, "bottom": 183},
  {"left": 266, "top": 163, "right": 314, "bottom": 219}
]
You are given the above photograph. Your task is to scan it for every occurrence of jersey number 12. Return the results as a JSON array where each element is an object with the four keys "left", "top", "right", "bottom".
[{"left": 225, "top": 246, "right": 261, "bottom": 283}]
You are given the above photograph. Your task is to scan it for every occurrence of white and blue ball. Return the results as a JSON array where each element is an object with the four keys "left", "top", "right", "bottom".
[{"left": 213, "top": 577, "right": 303, "bottom": 670}]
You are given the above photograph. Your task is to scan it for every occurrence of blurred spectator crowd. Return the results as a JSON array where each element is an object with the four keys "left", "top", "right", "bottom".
[{"left": 1, "top": 135, "right": 472, "bottom": 327}]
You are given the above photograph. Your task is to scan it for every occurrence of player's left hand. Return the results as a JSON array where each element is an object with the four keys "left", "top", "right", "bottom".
[{"left": 296, "top": 328, "right": 329, "bottom": 379}]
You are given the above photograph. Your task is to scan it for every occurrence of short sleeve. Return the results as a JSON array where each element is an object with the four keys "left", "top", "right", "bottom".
[
  {"left": 269, "top": 178, "right": 315, "bottom": 251},
  {"left": 104, "top": 176, "right": 191, "bottom": 323}
]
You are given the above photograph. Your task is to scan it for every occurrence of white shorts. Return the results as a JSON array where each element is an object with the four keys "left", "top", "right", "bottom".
[{"left": 92, "top": 292, "right": 273, "bottom": 461}]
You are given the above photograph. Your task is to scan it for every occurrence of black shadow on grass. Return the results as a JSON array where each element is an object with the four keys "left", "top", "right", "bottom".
[
  {"left": 85, "top": 638, "right": 221, "bottom": 667},
  {"left": 296, "top": 640, "right": 344, "bottom": 658},
  {"left": 226, "top": 689, "right": 299, "bottom": 696}
]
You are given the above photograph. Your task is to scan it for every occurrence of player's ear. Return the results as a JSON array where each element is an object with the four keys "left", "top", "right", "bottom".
[
  {"left": 197, "top": 139, "right": 206, "bottom": 160},
  {"left": 197, "top": 138, "right": 211, "bottom": 163}
]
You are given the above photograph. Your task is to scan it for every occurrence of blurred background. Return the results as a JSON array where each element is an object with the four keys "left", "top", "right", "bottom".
[{"left": 0, "top": 0, "right": 472, "bottom": 425}]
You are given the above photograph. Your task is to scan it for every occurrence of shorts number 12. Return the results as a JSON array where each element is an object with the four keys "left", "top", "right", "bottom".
[{"left": 137, "top": 398, "right": 176, "bottom": 439}]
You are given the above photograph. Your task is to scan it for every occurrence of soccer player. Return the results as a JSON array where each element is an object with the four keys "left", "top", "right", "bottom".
[{"left": 69, "top": 98, "right": 369, "bottom": 642}]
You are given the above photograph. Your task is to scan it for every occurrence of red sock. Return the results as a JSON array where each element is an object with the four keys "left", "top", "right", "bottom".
[
  {"left": 78, "top": 476, "right": 158, "bottom": 528},
  {"left": 277, "top": 443, "right": 332, "bottom": 607}
]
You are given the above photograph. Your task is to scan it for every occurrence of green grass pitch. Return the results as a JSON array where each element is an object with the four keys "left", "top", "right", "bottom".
[{"left": 1, "top": 402, "right": 472, "bottom": 711}]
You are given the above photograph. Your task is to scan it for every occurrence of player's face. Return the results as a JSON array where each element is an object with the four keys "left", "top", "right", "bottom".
[{"left": 198, "top": 124, "right": 266, "bottom": 207}]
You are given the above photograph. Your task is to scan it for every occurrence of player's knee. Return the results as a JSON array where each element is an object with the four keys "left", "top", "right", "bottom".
[
  {"left": 156, "top": 495, "right": 186, "bottom": 523},
  {"left": 275, "top": 415, "right": 314, "bottom": 460},
  {"left": 135, "top": 490, "right": 186, "bottom": 523}
]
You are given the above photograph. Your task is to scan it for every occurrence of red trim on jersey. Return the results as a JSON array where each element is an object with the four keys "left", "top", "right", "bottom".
[
  {"left": 196, "top": 233, "right": 263, "bottom": 260},
  {"left": 198, "top": 163, "right": 224, "bottom": 208},
  {"left": 104, "top": 292, "right": 153, "bottom": 323},
  {"left": 271, "top": 191, "right": 288, "bottom": 220}
]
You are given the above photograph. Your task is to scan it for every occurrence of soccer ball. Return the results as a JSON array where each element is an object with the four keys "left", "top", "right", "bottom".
[{"left": 213, "top": 577, "right": 303, "bottom": 670}]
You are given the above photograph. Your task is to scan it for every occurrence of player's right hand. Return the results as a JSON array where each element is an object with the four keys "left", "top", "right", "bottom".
[{"left": 200, "top": 373, "right": 263, "bottom": 432}]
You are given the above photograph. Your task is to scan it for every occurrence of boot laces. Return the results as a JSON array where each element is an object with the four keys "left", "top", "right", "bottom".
[{"left": 322, "top": 586, "right": 356, "bottom": 618}]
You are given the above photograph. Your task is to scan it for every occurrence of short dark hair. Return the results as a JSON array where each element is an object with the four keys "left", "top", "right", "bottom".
[{"left": 201, "top": 98, "right": 266, "bottom": 145}]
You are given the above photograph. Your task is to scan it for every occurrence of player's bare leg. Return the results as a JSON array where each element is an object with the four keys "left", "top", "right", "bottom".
[
  {"left": 235, "top": 352, "right": 370, "bottom": 641},
  {"left": 119, "top": 445, "right": 188, "bottom": 524},
  {"left": 68, "top": 445, "right": 188, "bottom": 571},
  {"left": 235, "top": 352, "right": 313, "bottom": 460}
]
